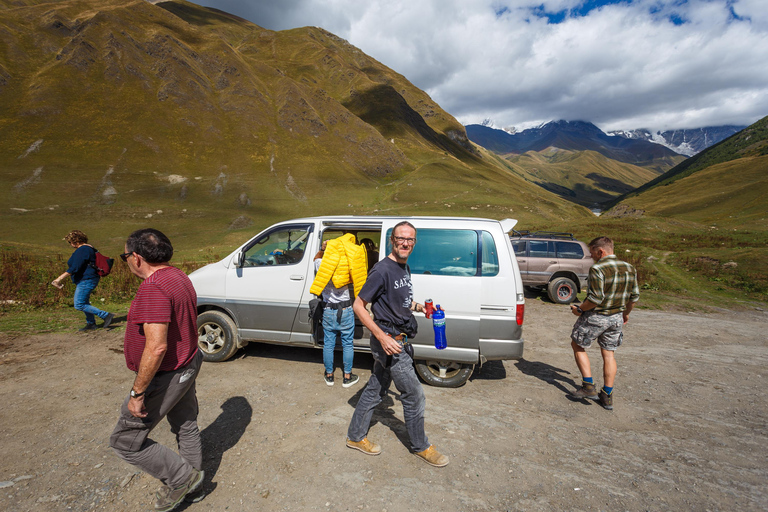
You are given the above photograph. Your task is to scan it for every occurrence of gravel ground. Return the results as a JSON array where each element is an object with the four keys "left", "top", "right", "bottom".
[{"left": 0, "top": 299, "right": 766, "bottom": 512}]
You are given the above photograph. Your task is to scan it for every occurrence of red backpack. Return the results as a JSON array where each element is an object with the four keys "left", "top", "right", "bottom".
[{"left": 89, "top": 249, "right": 114, "bottom": 277}]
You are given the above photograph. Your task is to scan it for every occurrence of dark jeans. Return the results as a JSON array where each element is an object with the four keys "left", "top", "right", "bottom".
[
  {"left": 347, "top": 335, "right": 429, "bottom": 453},
  {"left": 110, "top": 351, "right": 203, "bottom": 488}
]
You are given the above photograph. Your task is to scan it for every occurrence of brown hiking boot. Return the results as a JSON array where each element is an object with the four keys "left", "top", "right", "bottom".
[
  {"left": 154, "top": 468, "right": 203, "bottom": 512},
  {"left": 346, "top": 437, "right": 381, "bottom": 456},
  {"left": 415, "top": 445, "right": 449, "bottom": 467},
  {"left": 599, "top": 389, "right": 614, "bottom": 410},
  {"left": 571, "top": 381, "right": 598, "bottom": 399}
]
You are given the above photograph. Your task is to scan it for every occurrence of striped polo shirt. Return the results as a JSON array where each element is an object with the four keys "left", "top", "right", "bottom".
[
  {"left": 586, "top": 255, "right": 640, "bottom": 315},
  {"left": 124, "top": 266, "right": 198, "bottom": 372}
]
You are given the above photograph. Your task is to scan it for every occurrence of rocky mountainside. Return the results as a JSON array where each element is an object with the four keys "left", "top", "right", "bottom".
[
  {"left": 0, "top": 0, "right": 589, "bottom": 250},
  {"left": 466, "top": 120, "right": 683, "bottom": 172},
  {"left": 608, "top": 125, "right": 747, "bottom": 157},
  {"left": 607, "top": 115, "right": 768, "bottom": 220}
]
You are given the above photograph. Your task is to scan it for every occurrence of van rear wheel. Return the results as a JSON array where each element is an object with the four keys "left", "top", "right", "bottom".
[
  {"left": 197, "top": 311, "right": 239, "bottom": 362},
  {"left": 415, "top": 360, "right": 474, "bottom": 388}
]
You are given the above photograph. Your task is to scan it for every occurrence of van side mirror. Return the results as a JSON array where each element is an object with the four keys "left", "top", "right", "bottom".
[{"left": 234, "top": 251, "right": 245, "bottom": 267}]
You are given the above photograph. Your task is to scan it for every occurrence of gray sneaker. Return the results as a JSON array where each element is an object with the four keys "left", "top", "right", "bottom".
[
  {"left": 102, "top": 312, "right": 115, "bottom": 329},
  {"left": 155, "top": 469, "right": 204, "bottom": 512},
  {"left": 599, "top": 389, "right": 614, "bottom": 410},
  {"left": 571, "top": 381, "right": 598, "bottom": 400}
]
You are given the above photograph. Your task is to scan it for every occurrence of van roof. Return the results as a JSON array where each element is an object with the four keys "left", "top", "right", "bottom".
[{"left": 274, "top": 215, "right": 518, "bottom": 231}]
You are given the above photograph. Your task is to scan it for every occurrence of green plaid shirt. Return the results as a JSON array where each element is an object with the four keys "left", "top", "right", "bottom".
[{"left": 586, "top": 255, "right": 640, "bottom": 315}]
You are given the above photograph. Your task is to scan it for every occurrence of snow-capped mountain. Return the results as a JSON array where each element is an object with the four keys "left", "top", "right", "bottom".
[
  {"left": 607, "top": 126, "right": 746, "bottom": 156},
  {"left": 465, "top": 120, "right": 682, "bottom": 170}
]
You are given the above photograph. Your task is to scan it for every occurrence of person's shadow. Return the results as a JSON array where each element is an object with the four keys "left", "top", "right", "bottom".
[
  {"left": 196, "top": 396, "right": 253, "bottom": 498},
  {"left": 514, "top": 359, "right": 587, "bottom": 402},
  {"left": 347, "top": 387, "right": 411, "bottom": 449}
]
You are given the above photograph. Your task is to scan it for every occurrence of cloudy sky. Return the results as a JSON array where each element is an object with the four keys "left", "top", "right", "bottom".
[{"left": 198, "top": 0, "right": 767, "bottom": 132}]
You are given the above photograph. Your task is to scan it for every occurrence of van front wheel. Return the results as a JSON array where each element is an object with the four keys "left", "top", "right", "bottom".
[
  {"left": 197, "top": 311, "right": 239, "bottom": 362},
  {"left": 414, "top": 360, "right": 474, "bottom": 388}
]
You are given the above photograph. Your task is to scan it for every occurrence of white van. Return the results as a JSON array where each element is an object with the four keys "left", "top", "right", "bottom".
[{"left": 189, "top": 216, "right": 525, "bottom": 387}]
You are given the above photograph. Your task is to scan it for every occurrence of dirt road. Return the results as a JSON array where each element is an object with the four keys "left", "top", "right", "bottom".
[{"left": 1, "top": 300, "right": 766, "bottom": 511}]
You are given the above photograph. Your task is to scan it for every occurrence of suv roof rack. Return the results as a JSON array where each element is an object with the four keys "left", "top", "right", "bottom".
[{"left": 510, "top": 230, "right": 575, "bottom": 240}]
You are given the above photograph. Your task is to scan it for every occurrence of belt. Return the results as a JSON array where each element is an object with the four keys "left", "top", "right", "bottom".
[
  {"left": 385, "top": 333, "right": 413, "bottom": 366},
  {"left": 325, "top": 299, "right": 353, "bottom": 322}
]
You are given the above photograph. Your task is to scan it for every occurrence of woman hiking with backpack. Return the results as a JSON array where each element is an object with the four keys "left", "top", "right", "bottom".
[{"left": 52, "top": 230, "right": 115, "bottom": 331}]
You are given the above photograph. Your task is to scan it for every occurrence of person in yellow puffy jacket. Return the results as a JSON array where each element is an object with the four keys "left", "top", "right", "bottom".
[{"left": 311, "top": 235, "right": 368, "bottom": 387}]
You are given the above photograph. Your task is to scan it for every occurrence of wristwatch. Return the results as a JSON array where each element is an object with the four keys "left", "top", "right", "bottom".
[
  {"left": 130, "top": 388, "right": 145, "bottom": 398},
  {"left": 575, "top": 306, "right": 584, "bottom": 314}
]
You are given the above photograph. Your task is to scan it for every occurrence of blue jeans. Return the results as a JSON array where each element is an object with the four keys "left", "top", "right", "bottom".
[
  {"left": 322, "top": 306, "right": 355, "bottom": 375},
  {"left": 347, "top": 335, "right": 429, "bottom": 453},
  {"left": 73, "top": 278, "right": 109, "bottom": 324}
]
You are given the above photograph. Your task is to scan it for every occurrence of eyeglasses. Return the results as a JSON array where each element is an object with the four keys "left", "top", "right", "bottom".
[
  {"left": 393, "top": 236, "right": 416, "bottom": 245},
  {"left": 120, "top": 252, "right": 134, "bottom": 262}
]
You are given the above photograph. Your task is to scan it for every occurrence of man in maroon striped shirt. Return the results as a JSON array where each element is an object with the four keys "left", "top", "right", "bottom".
[{"left": 109, "top": 229, "right": 204, "bottom": 511}]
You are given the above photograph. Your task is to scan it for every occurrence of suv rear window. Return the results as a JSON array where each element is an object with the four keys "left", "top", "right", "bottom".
[{"left": 555, "top": 241, "right": 584, "bottom": 259}]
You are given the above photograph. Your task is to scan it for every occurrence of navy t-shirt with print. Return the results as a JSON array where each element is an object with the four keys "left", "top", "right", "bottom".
[{"left": 358, "top": 257, "right": 414, "bottom": 334}]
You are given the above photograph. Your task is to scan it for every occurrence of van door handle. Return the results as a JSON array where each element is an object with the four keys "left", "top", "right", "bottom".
[{"left": 290, "top": 275, "right": 304, "bottom": 281}]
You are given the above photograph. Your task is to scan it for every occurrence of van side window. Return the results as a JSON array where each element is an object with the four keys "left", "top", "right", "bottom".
[
  {"left": 481, "top": 231, "right": 499, "bottom": 276},
  {"left": 555, "top": 241, "right": 584, "bottom": 259},
  {"left": 242, "top": 225, "right": 311, "bottom": 266},
  {"left": 386, "top": 228, "right": 478, "bottom": 276}
]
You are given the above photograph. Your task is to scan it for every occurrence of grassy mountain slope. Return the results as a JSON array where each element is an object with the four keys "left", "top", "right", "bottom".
[
  {"left": 606, "top": 115, "right": 768, "bottom": 208},
  {"left": 504, "top": 148, "right": 661, "bottom": 207},
  {"left": 0, "top": 0, "right": 590, "bottom": 256},
  {"left": 617, "top": 155, "right": 768, "bottom": 230}
]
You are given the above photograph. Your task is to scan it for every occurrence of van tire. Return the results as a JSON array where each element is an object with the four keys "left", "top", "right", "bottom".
[
  {"left": 414, "top": 360, "right": 474, "bottom": 388},
  {"left": 197, "top": 311, "right": 239, "bottom": 362},
  {"left": 547, "top": 277, "right": 577, "bottom": 304}
]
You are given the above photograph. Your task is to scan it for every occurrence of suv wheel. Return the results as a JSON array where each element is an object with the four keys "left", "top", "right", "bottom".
[
  {"left": 547, "top": 277, "right": 577, "bottom": 304},
  {"left": 197, "top": 310, "right": 240, "bottom": 362},
  {"left": 414, "top": 360, "right": 474, "bottom": 388}
]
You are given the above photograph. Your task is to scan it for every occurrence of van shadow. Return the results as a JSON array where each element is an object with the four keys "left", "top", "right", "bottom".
[
  {"left": 514, "top": 359, "right": 581, "bottom": 398},
  {"left": 469, "top": 360, "right": 506, "bottom": 381},
  {"left": 194, "top": 396, "right": 252, "bottom": 500},
  {"left": 346, "top": 387, "right": 411, "bottom": 450},
  {"left": 240, "top": 343, "right": 376, "bottom": 373}
]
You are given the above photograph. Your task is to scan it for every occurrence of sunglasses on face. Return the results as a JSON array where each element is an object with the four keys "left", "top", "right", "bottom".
[
  {"left": 120, "top": 252, "right": 133, "bottom": 262},
  {"left": 393, "top": 236, "right": 416, "bottom": 245}
]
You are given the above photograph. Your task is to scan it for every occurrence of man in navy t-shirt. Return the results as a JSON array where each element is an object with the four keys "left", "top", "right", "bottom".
[{"left": 346, "top": 221, "right": 449, "bottom": 467}]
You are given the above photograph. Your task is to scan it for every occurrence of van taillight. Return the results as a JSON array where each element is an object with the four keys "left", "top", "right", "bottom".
[{"left": 516, "top": 303, "right": 524, "bottom": 325}]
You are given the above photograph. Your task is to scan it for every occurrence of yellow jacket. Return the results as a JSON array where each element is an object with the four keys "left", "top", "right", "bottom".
[{"left": 310, "top": 234, "right": 368, "bottom": 297}]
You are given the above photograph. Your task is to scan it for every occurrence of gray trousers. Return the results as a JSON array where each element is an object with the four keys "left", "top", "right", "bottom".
[
  {"left": 110, "top": 350, "right": 203, "bottom": 488},
  {"left": 347, "top": 335, "right": 429, "bottom": 453}
]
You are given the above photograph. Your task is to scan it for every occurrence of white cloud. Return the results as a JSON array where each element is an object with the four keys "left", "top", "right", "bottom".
[{"left": 198, "top": 0, "right": 768, "bottom": 132}]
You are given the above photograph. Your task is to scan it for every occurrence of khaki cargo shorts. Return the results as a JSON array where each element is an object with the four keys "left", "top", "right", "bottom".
[{"left": 571, "top": 311, "right": 623, "bottom": 351}]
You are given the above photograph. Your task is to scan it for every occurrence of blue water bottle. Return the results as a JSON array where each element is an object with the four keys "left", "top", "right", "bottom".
[{"left": 432, "top": 306, "right": 447, "bottom": 350}]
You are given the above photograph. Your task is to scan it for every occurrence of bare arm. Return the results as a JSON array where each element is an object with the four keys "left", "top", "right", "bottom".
[
  {"left": 352, "top": 296, "right": 401, "bottom": 355},
  {"left": 51, "top": 271, "right": 70, "bottom": 289},
  {"left": 128, "top": 323, "right": 169, "bottom": 418},
  {"left": 623, "top": 301, "right": 636, "bottom": 324},
  {"left": 570, "top": 299, "right": 597, "bottom": 316}
]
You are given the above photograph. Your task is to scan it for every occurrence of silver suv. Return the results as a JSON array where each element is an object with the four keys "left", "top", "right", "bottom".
[{"left": 509, "top": 231, "right": 591, "bottom": 304}]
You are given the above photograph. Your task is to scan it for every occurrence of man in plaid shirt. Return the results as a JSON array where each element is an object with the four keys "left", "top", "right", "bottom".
[{"left": 569, "top": 236, "right": 640, "bottom": 410}]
